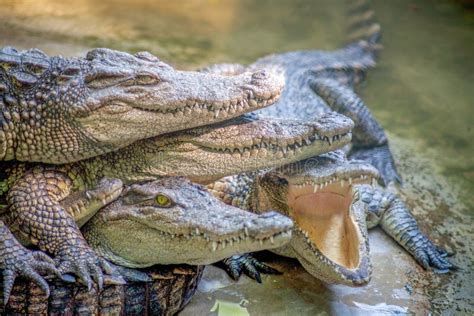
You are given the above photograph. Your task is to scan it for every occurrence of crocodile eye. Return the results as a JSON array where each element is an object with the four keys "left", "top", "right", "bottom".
[
  {"left": 155, "top": 194, "right": 173, "bottom": 207},
  {"left": 135, "top": 73, "right": 159, "bottom": 85}
]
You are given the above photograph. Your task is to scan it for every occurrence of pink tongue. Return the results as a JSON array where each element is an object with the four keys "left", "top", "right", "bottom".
[{"left": 290, "top": 190, "right": 360, "bottom": 269}]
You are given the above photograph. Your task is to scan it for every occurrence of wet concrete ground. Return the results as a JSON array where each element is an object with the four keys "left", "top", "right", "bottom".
[{"left": 0, "top": 0, "right": 472, "bottom": 314}]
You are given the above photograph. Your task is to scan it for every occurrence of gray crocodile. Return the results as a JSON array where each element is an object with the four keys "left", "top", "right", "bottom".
[
  {"left": 209, "top": 151, "right": 453, "bottom": 286},
  {"left": 0, "top": 46, "right": 283, "bottom": 163},
  {"left": 0, "top": 112, "right": 351, "bottom": 303},
  {"left": 2, "top": 178, "right": 293, "bottom": 314},
  {"left": 203, "top": 7, "right": 453, "bottom": 283}
]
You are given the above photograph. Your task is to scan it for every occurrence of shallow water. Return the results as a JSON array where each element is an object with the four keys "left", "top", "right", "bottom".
[{"left": 1, "top": 0, "right": 473, "bottom": 314}]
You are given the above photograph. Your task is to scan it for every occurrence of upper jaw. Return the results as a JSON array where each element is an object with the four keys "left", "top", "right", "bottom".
[
  {"left": 78, "top": 69, "right": 284, "bottom": 150},
  {"left": 136, "top": 69, "right": 285, "bottom": 117},
  {"left": 190, "top": 112, "right": 353, "bottom": 149},
  {"left": 153, "top": 211, "right": 294, "bottom": 264}
]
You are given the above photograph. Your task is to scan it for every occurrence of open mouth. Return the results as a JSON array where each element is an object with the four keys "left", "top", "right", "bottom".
[{"left": 287, "top": 174, "right": 375, "bottom": 273}]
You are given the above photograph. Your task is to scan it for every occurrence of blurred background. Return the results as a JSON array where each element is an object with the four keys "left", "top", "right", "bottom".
[{"left": 1, "top": 0, "right": 472, "bottom": 314}]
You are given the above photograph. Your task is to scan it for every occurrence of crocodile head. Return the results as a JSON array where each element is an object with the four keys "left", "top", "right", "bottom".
[
  {"left": 83, "top": 177, "right": 293, "bottom": 267},
  {"left": 0, "top": 47, "right": 283, "bottom": 162},
  {"left": 253, "top": 151, "right": 379, "bottom": 286},
  {"left": 96, "top": 112, "right": 354, "bottom": 184}
]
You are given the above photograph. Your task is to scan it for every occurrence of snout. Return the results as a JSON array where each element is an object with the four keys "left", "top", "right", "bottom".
[{"left": 244, "top": 211, "right": 294, "bottom": 238}]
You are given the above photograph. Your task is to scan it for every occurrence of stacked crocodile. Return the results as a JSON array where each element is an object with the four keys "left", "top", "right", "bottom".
[{"left": 0, "top": 44, "right": 353, "bottom": 314}]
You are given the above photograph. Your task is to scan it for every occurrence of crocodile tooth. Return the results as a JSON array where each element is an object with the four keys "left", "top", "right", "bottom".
[
  {"left": 229, "top": 239, "right": 233, "bottom": 247},
  {"left": 212, "top": 241, "right": 217, "bottom": 252},
  {"left": 313, "top": 185, "right": 318, "bottom": 193},
  {"left": 270, "top": 236, "right": 275, "bottom": 244},
  {"left": 102, "top": 199, "right": 107, "bottom": 205},
  {"left": 214, "top": 109, "right": 220, "bottom": 118},
  {"left": 372, "top": 178, "right": 377, "bottom": 187},
  {"left": 259, "top": 239, "right": 263, "bottom": 246},
  {"left": 195, "top": 228, "right": 200, "bottom": 235},
  {"left": 221, "top": 240, "right": 226, "bottom": 249},
  {"left": 341, "top": 179, "right": 345, "bottom": 187},
  {"left": 349, "top": 177, "right": 353, "bottom": 185},
  {"left": 244, "top": 227, "right": 249, "bottom": 236}
]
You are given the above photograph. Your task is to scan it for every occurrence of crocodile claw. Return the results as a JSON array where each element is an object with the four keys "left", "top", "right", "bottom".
[
  {"left": 219, "top": 254, "right": 281, "bottom": 283},
  {"left": 55, "top": 243, "right": 112, "bottom": 291},
  {"left": 412, "top": 237, "right": 454, "bottom": 274},
  {"left": 2, "top": 248, "right": 61, "bottom": 306}
]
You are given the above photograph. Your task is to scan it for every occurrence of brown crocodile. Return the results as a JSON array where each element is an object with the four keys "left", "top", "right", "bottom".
[{"left": 2, "top": 264, "right": 204, "bottom": 316}]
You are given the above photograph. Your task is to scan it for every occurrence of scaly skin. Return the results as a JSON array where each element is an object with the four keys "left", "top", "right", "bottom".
[
  {"left": 200, "top": 13, "right": 400, "bottom": 185},
  {"left": 209, "top": 151, "right": 453, "bottom": 286},
  {"left": 83, "top": 178, "right": 293, "bottom": 267},
  {"left": 0, "top": 221, "right": 62, "bottom": 305},
  {"left": 2, "top": 178, "right": 292, "bottom": 312},
  {"left": 0, "top": 113, "right": 352, "bottom": 301},
  {"left": 0, "top": 46, "right": 283, "bottom": 163}
]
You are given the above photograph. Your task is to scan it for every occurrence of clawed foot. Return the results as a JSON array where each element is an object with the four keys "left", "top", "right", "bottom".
[
  {"left": 350, "top": 144, "right": 401, "bottom": 186},
  {"left": 218, "top": 254, "right": 281, "bottom": 283},
  {"left": 55, "top": 243, "right": 114, "bottom": 291},
  {"left": 1, "top": 247, "right": 61, "bottom": 305},
  {"left": 412, "top": 237, "right": 454, "bottom": 274}
]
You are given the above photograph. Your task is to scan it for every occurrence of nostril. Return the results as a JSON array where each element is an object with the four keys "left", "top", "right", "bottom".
[{"left": 251, "top": 70, "right": 268, "bottom": 81}]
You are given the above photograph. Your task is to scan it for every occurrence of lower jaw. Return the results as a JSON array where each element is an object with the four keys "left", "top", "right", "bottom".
[
  {"left": 294, "top": 244, "right": 372, "bottom": 286},
  {"left": 289, "top": 184, "right": 371, "bottom": 285}
]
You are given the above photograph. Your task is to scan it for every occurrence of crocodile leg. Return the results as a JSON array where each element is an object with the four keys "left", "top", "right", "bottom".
[
  {"left": 0, "top": 220, "right": 61, "bottom": 305},
  {"left": 311, "top": 78, "right": 401, "bottom": 185},
  {"left": 217, "top": 254, "right": 281, "bottom": 283},
  {"left": 357, "top": 184, "right": 453, "bottom": 272},
  {"left": 7, "top": 166, "right": 119, "bottom": 291}
]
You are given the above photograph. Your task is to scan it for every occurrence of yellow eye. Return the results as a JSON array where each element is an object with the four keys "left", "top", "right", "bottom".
[{"left": 155, "top": 194, "right": 172, "bottom": 207}]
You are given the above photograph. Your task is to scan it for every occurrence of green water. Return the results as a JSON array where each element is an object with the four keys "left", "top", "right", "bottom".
[{"left": 1, "top": 0, "right": 472, "bottom": 314}]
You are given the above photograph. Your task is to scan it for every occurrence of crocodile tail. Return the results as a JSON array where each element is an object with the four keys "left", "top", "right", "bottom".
[{"left": 346, "top": 0, "right": 382, "bottom": 47}]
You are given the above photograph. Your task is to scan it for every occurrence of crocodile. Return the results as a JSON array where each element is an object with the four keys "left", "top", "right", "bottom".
[
  {"left": 3, "top": 178, "right": 293, "bottom": 314},
  {"left": 208, "top": 151, "right": 453, "bottom": 285},
  {"left": 0, "top": 112, "right": 352, "bottom": 303},
  {"left": 0, "top": 46, "right": 283, "bottom": 164}
]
